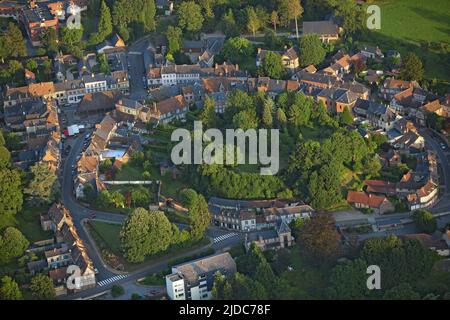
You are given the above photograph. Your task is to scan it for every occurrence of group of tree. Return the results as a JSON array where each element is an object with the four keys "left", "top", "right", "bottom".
[
  {"left": 401, "top": 52, "right": 424, "bottom": 81},
  {"left": 258, "top": 51, "right": 286, "bottom": 79},
  {"left": 196, "top": 164, "right": 293, "bottom": 200},
  {"left": 88, "top": 0, "right": 113, "bottom": 45},
  {"left": 412, "top": 209, "right": 437, "bottom": 234},
  {"left": 0, "top": 131, "right": 23, "bottom": 218},
  {"left": 112, "top": 0, "right": 156, "bottom": 41},
  {"left": 296, "top": 213, "right": 342, "bottom": 264},
  {"left": 0, "top": 227, "right": 29, "bottom": 265},
  {"left": 212, "top": 243, "right": 290, "bottom": 299},
  {"left": 326, "top": 235, "right": 439, "bottom": 299},
  {"left": 0, "top": 22, "right": 27, "bottom": 61},
  {"left": 29, "top": 273, "right": 56, "bottom": 300},
  {"left": 0, "top": 276, "right": 23, "bottom": 300},
  {"left": 180, "top": 189, "right": 210, "bottom": 241},
  {"left": 171, "top": 0, "right": 304, "bottom": 38},
  {"left": 287, "top": 123, "right": 379, "bottom": 210},
  {"left": 24, "top": 162, "right": 59, "bottom": 206},
  {"left": 120, "top": 208, "right": 190, "bottom": 263},
  {"left": 298, "top": 34, "right": 326, "bottom": 67}
]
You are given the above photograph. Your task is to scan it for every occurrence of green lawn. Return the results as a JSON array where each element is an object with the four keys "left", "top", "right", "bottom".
[
  {"left": 375, "top": 0, "right": 450, "bottom": 44},
  {"left": 364, "top": 0, "right": 450, "bottom": 82},
  {"left": 88, "top": 220, "right": 122, "bottom": 255},
  {"left": 115, "top": 164, "right": 145, "bottom": 181},
  {"left": 0, "top": 204, "right": 53, "bottom": 243}
]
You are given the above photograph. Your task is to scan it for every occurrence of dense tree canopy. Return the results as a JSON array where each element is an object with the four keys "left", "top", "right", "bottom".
[
  {"left": 0, "top": 22, "right": 27, "bottom": 60},
  {"left": 298, "top": 34, "right": 326, "bottom": 67},
  {"left": 0, "top": 227, "right": 29, "bottom": 265},
  {"left": 0, "top": 276, "right": 22, "bottom": 300},
  {"left": 259, "top": 51, "right": 286, "bottom": 79},
  {"left": 0, "top": 167, "right": 23, "bottom": 217},
  {"left": 326, "top": 258, "right": 370, "bottom": 299},
  {"left": 177, "top": 1, "right": 204, "bottom": 33},
  {"left": 401, "top": 53, "right": 424, "bottom": 81},
  {"left": 166, "top": 26, "right": 183, "bottom": 54},
  {"left": 24, "top": 162, "right": 58, "bottom": 205},
  {"left": 29, "top": 274, "right": 55, "bottom": 300},
  {"left": 220, "top": 37, "right": 253, "bottom": 65},
  {"left": 120, "top": 208, "right": 175, "bottom": 262},
  {"left": 297, "top": 213, "right": 341, "bottom": 263},
  {"left": 412, "top": 209, "right": 437, "bottom": 234},
  {"left": 361, "top": 235, "right": 438, "bottom": 290}
]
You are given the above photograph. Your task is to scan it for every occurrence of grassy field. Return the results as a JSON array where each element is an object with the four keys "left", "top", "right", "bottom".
[
  {"left": 88, "top": 220, "right": 123, "bottom": 255},
  {"left": 364, "top": 0, "right": 450, "bottom": 82},
  {"left": 0, "top": 204, "right": 53, "bottom": 243},
  {"left": 375, "top": 0, "right": 450, "bottom": 43}
]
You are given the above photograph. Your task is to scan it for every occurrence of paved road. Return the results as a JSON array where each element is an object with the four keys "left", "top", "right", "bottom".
[
  {"left": 334, "top": 129, "right": 450, "bottom": 227},
  {"left": 60, "top": 135, "right": 245, "bottom": 299},
  {"left": 127, "top": 36, "right": 153, "bottom": 100},
  {"left": 421, "top": 128, "right": 450, "bottom": 212}
]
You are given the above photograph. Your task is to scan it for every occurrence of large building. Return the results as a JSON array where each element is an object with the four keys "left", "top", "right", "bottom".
[{"left": 166, "top": 253, "right": 236, "bottom": 300}]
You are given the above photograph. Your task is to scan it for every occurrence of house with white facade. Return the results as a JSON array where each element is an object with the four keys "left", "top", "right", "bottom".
[{"left": 166, "top": 253, "right": 236, "bottom": 300}]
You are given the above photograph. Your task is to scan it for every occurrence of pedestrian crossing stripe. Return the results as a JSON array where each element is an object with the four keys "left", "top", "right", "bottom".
[
  {"left": 97, "top": 274, "right": 128, "bottom": 287},
  {"left": 213, "top": 233, "right": 239, "bottom": 244}
]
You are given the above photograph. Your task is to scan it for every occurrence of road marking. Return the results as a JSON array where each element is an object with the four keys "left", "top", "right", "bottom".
[
  {"left": 97, "top": 274, "right": 128, "bottom": 287},
  {"left": 128, "top": 51, "right": 143, "bottom": 55},
  {"left": 213, "top": 233, "right": 239, "bottom": 244}
]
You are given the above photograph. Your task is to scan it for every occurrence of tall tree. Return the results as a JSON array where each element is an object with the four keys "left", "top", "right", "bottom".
[
  {"left": 120, "top": 208, "right": 174, "bottom": 262},
  {"left": 276, "top": 107, "right": 287, "bottom": 128},
  {"left": 298, "top": 213, "right": 341, "bottom": 263},
  {"left": 166, "top": 26, "right": 183, "bottom": 54},
  {"left": 221, "top": 9, "right": 239, "bottom": 38},
  {"left": 278, "top": 0, "right": 303, "bottom": 38},
  {"left": 29, "top": 274, "right": 55, "bottom": 300},
  {"left": 177, "top": 1, "right": 204, "bottom": 33},
  {"left": 262, "top": 98, "right": 274, "bottom": 127},
  {"left": 220, "top": 37, "right": 253, "bottom": 65},
  {"left": 24, "top": 162, "right": 58, "bottom": 205},
  {"left": 326, "top": 258, "right": 370, "bottom": 299},
  {"left": 259, "top": 51, "right": 285, "bottom": 79},
  {"left": 412, "top": 209, "right": 437, "bottom": 234},
  {"left": 1, "top": 22, "right": 27, "bottom": 59},
  {"left": 341, "top": 106, "right": 354, "bottom": 125},
  {"left": 0, "top": 145, "right": 11, "bottom": 168},
  {"left": 299, "top": 34, "right": 326, "bottom": 67},
  {"left": 97, "top": 0, "right": 113, "bottom": 41},
  {"left": 401, "top": 53, "right": 424, "bottom": 81},
  {"left": 245, "top": 7, "right": 262, "bottom": 36},
  {"left": 0, "top": 276, "right": 22, "bottom": 300},
  {"left": 141, "top": 0, "right": 156, "bottom": 32},
  {"left": 0, "top": 168, "right": 23, "bottom": 217},
  {"left": 42, "top": 28, "right": 59, "bottom": 55},
  {"left": 188, "top": 194, "right": 210, "bottom": 241},
  {"left": 200, "top": 96, "right": 218, "bottom": 128},
  {"left": 270, "top": 11, "right": 279, "bottom": 32},
  {"left": 0, "top": 227, "right": 29, "bottom": 264},
  {"left": 329, "top": 0, "right": 365, "bottom": 35}
]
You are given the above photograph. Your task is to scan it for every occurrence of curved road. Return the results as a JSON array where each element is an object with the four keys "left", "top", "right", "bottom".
[
  {"left": 60, "top": 123, "right": 450, "bottom": 299},
  {"left": 60, "top": 134, "right": 244, "bottom": 299}
]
